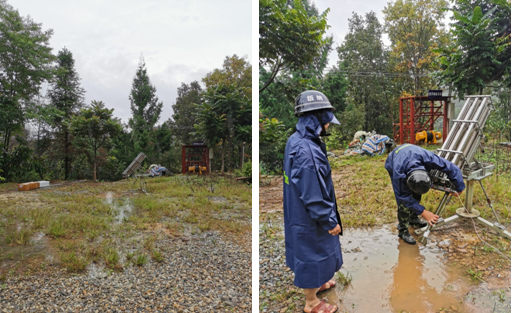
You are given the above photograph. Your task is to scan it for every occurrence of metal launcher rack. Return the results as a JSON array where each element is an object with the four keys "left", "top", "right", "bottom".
[
  {"left": 416, "top": 95, "right": 510, "bottom": 244},
  {"left": 122, "top": 152, "right": 150, "bottom": 193}
]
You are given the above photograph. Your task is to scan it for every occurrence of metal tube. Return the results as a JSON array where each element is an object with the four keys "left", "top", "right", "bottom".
[
  {"left": 439, "top": 97, "right": 472, "bottom": 158},
  {"left": 452, "top": 97, "right": 488, "bottom": 166},
  {"left": 443, "top": 98, "right": 478, "bottom": 163}
]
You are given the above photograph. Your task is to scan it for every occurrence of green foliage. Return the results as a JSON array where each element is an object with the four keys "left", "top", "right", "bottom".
[
  {"left": 338, "top": 11, "right": 395, "bottom": 135},
  {"left": 0, "top": 2, "right": 55, "bottom": 179},
  {"left": 47, "top": 47, "right": 85, "bottom": 179},
  {"left": 383, "top": 0, "right": 449, "bottom": 94},
  {"left": 128, "top": 57, "right": 163, "bottom": 159},
  {"left": 259, "top": 117, "right": 290, "bottom": 174},
  {"left": 242, "top": 160, "right": 252, "bottom": 177},
  {"left": 70, "top": 101, "right": 123, "bottom": 182},
  {"left": 259, "top": 0, "right": 330, "bottom": 92},
  {"left": 436, "top": 0, "right": 510, "bottom": 98},
  {"left": 170, "top": 81, "right": 203, "bottom": 145},
  {"left": 324, "top": 127, "right": 345, "bottom": 151},
  {"left": 194, "top": 84, "right": 251, "bottom": 173}
]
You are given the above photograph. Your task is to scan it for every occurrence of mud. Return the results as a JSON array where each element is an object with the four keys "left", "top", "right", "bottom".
[{"left": 318, "top": 225, "right": 510, "bottom": 312}]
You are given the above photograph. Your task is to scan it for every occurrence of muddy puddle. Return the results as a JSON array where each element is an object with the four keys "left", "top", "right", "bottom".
[
  {"left": 105, "top": 192, "right": 134, "bottom": 223},
  {"left": 319, "top": 225, "right": 510, "bottom": 312}
]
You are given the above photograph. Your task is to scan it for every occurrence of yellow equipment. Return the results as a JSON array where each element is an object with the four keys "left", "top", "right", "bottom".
[
  {"left": 188, "top": 165, "right": 207, "bottom": 175},
  {"left": 415, "top": 130, "right": 442, "bottom": 144}
]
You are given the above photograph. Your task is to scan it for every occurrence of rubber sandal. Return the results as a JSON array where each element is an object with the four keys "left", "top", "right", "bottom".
[
  {"left": 303, "top": 300, "right": 338, "bottom": 313},
  {"left": 317, "top": 280, "right": 336, "bottom": 293}
]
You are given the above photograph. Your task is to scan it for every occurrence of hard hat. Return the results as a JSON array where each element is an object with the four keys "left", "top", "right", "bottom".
[
  {"left": 294, "top": 90, "right": 335, "bottom": 117},
  {"left": 406, "top": 170, "right": 431, "bottom": 195}
]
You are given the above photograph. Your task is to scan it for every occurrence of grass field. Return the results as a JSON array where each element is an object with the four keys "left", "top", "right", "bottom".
[{"left": 0, "top": 175, "right": 251, "bottom": 277}]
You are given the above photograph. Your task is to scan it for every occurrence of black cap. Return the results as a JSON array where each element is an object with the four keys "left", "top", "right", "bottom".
[{"left": 406, "top": 170, "right": 431, "bottom": 194}]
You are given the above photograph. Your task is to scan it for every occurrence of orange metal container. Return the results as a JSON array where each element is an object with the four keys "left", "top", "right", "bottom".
[{"left": 18, "top": 182, "right": 40, "bottom": 191}]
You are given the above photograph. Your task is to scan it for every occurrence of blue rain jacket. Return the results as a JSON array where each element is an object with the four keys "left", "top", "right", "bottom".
[
  {"left": 385, "top": 144, "right": 465, "bottom": 215},
  {"left": 283, "top": 114, "right": 343, "bottom": 289}
]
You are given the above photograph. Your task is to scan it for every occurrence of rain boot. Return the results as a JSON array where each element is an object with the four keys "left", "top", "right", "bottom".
[
  {"left": 398, "top": 229, "right": 416, "bottom": 245},
  {"left": 410, "top": 216, "right": 427, "bottom": 228}
]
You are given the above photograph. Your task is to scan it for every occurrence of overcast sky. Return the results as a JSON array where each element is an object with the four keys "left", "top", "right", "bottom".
[
  {"left": 313, "top": 0, "right": 452, "bottom": 69},
  {"left": 313, "top": 0, "right": 390, "bottom": 69},
  {"left": 9, "top": 0, "right": 252, "bottom": 124}
]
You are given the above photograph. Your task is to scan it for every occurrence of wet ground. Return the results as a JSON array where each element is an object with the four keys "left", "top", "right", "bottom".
[
  {"left": 259, "top": 220, "right": 511, "bottom": 313},
  {"left": 325, "top": 225, "right": 510, "bottom": 313},
  {"left": 259, "top": 171, "right": 511, "bottom": 313}
]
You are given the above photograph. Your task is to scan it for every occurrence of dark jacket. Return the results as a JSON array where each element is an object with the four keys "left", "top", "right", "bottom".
[
  {"left": 283, "top": 114, "right": 343, "bottom": 289},
  {"left": 385, "top": 144, "right": 465, "bottom": 214}
]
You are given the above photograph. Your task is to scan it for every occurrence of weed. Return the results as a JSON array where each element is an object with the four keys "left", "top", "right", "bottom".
[
  {"left": 336, "top": 270, "right": 353, "bottom": 288},
  {"left": 143, "top": 235, "right": 158, "bottom": 251},
  {"left": 466, "top": 268, "right": 485, "bottom": 283},
  {"left": 152, "top": 249, "right": 164, "bottom": 263},
  {"left": 126, "top": 251, "right": 135, "bottom": 261},
  {"left": 60, "top": 252, "right": 88, "bottom": 273},
  {"left": 47, "top": 221, "right": 66, "bottom": 238},
  {"left": 103, "top": 247, "right": 120, "bottom": 269},
  {"left": 134, "top": 254, "right": 147, "bottom": 267}
]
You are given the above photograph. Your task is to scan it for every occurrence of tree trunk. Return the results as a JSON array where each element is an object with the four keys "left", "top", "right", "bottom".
[
  {"left": 93, "top": 148, "right": 97, "bottom": 182},
  {"left": 64, "top": 130, "right": 70, "bottom": 180},
  {"left": 220, "top": 140, "right": 225, "bottom": 175}
]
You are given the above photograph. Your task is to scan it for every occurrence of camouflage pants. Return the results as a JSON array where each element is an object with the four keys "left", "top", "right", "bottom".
[{"left": 397, "top": 193, "right": 421, "bottom": 232}]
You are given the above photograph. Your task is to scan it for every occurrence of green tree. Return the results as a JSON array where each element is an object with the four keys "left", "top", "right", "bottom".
[
  {"left": 170, "top": 81, "right": 203, "bottom": 144},
  {"left": 383, "top": 0, "right": 449, "bottom": 95},
  {"left": 128, "top": 57, "right": 163, "bottom": 159},
  {"left": 259, "top": 117, "right": 290, "bottom": 174},
  {"left": 259, "top": 0, "right": 330, "bottom": 92},
  {"left": 194, "top": 84, "right": 250, "bottom": 173},
  {"left": 0, "top": 1, "right": 54, "bottom": 179},
  {"left": 47, "top": 47, "right": 85, "bottom": 179},
  {"left": 203, "top": 55, "right": 252, "bottom": 95},
  {"left": 70, "top": 101, "right": 122, "bottom": 182},
  {"left": 436, "top": 0, "right": 510, "bottom": 97},
  {"left": 337, "top": 11, "right": 393, "bottom": 135}
]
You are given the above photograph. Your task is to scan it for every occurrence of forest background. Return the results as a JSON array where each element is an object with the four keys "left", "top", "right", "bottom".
[
  {"left": 259, "top": 0, "right": 511, "bottom": 174},
  {"left": 0, "top": 0, "right": 252, "bottom": 183}
]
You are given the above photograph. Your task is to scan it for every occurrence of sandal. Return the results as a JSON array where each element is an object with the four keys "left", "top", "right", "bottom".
[
  {"left": 303, "top": 300, "right": 338, "bottom": 313},
  {"left": 317, "top": 280, "right": 336, "bottom": 293}
]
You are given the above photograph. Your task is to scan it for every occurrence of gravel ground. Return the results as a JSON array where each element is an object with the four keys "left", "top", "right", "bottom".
[{"left": 1, "top": 232, "right": 251, "bottom": 313}]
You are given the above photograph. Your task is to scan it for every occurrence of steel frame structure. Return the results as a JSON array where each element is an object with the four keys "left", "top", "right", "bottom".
[
  {"left": 393, "top": 96, "right": 450, "bottom": 145},
  {"left": 415, "top": 95, "right": 510, "bottom": 243},
  {"left": 181, "top": 144, "right": 209, "bottom": 174}
]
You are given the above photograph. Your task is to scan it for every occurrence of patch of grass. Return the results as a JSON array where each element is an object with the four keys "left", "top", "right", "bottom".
[
  {"left": 126, "top": 251, "right": 135, "bottom": 261},
  {"left": 5, "top": 228, "right": 33, "bottom": 245},
  {"left": 133, "top": 254, "right": 147, "bottom": 267},
  {"left": 143, "top": 235, "right": 158, "bottom": 251},
  {"left": 47, "top": 220, "right": 66, "bottom": 238},
  {"left": 103, "top": 247, "right": 120, "bottom": 270},
  {"left": 151, "top": 249, "right": 164, "bottom": 263},
  {"left": 60, "top": 252, "right": 88, "bottom": 273}
]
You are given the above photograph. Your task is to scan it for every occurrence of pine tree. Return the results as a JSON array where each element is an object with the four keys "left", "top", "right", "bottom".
[
  {"left": 128, "top": 57, "right": 163, "bottom": 158},
  {"left": 47, "top": 47, "right": 85, "bottom": 179}
]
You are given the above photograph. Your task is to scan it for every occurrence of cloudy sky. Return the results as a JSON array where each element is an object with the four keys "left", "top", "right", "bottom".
[
  {"left": 313, "top": 0, "right": 452, "bottom": 69},
  {"left": 10, "top": 0, "right": 252, "bottom": 124},
  {"left": 313, "top": 0, "right": 390, "bottom": 68}
]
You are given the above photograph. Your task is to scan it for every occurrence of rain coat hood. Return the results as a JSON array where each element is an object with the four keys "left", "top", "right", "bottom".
[
  {"left": 283, "top": 113, "right": 343, "bottom": 289},
  {"left": 385, "top": 144, "right": 465, "bottom": 214}
]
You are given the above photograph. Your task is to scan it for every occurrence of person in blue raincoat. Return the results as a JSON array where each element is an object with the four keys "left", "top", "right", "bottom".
[
  {"left": 283, "top": 90, "right": 343, "bottom": 313},
  {"left": 385, "top": 144, "right": 465, "bottom": 244}
]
